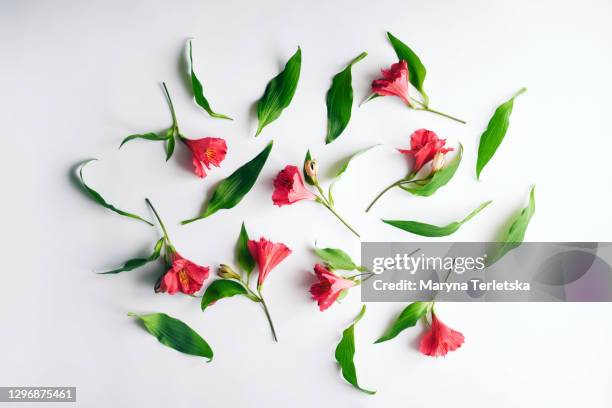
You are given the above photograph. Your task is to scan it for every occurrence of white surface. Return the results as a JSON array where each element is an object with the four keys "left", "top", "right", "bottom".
[{"left": 1, "top": 0, "right": 612, "bottom": 406}]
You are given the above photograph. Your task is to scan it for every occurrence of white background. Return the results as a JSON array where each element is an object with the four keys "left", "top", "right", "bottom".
[{"left": 1, "top": 0, "right": 612, "bottom": 406}]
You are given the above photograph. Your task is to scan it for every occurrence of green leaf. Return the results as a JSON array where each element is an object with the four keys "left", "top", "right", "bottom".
[
  {"left": 188, "top": 40, "right": 232, "bottom": 120},
  {"left": 387, "top": 32, "right": 428, "bottom": 106},
  {"left": 128, "top": 312, "right": 213, "bottom": 361},
  {"left": 201, "top": 279, "right": 249, "bottom": 311},
  {"left": 487, "top": 186, "right": 536, "bottom": 265},
  {"left": 383, "top": 200, "right": 492, "bottom": 237},
  {"left": 236, "top": 222, "right": 255, "bottom": 276},
  {"left": 165, "top": 133, "right": 176, "bottom": 161},
  {"left": 375, "top": 302, "right": 430, "bottom": 344},
  {"left": 303, "top": 149, "right": 315, "bottom": 186},
  {"left": 476, "top": 88, "right": 527, "bottom": 180},
  {"left": 335, "top": 305, "right": 375, "bottom": 395},
  {"left": 182, "top": 141, "right": 273, "bottom": 223},
  {"left": 400, "top": 143, "right": 463, "bottom": 197},
  {"left": 119, "top": 132, "right": 169, "bottom": 148},
  {"left": 98, "top": 237, "right": 164, "bottom": 274},
  {"left": 325, "top": 52, "right": 367, "bottom": 144},
  {"left": 77, "top": 159, "right": 153, "bottom": 226},
  {"left": 314, "top": 245, "right": 364, "bottom": 272},
  {"left": 328, "top": 144, "right": 380, "bottom": 201},
  {"left": 255, "top": 47, "right": 302, "bottom": 136}
]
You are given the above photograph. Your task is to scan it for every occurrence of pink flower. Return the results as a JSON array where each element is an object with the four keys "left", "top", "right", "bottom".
[
  {"left": 183, "top": 137, "right": 227, "bottom": 178},
  {"left": 419, "top": 312, "right": 465, "bottom": 357},
  {"left": 156, "top": 251, "right": 210, "bottom": 295},
  {"left": 398, "top": 129, "right": 453, "bottom": 173},
  {"left": 371, "top": 60, "right": 412, "bottom": 106},
  {"left": 272, "top": 165, "right": 317, "bottom": 206},
  {"left": 309, "top": 264, "right": 356, "bottom": 311},
  {"left": 248, "top": 237, "right": 292, "bottom": 287}
]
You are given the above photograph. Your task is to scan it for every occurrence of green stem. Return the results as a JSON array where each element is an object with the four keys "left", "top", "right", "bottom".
[
  {"left": 145, "top": 198, "right": 172, "bottom": 243},
  {"left": 257, "top": 289, "right": 278, "bottom": 342},
  {"left": 416, "top": 107, "right": 466, "bottom": 124},
  {"left": 366, "top": 179, "right": 403, "bottom": 212},
  {"left": 161, "top": 82, "right": 179, "bottom": 130},
  {"left": 318, "top": 199, "right": 360, "bottom": 238}
]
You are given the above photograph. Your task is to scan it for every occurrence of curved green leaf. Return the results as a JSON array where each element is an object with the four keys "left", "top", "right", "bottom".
[
  {"left": 387, "top": 32, "right": 428, "bottom": 105},
  {"left": 383, "top": 200, "right": 492, "bottom": 237},
  {"left": 255, "top": 47, "right": 302, "bottom": 136},
  {"left": 325, "top": 52, "right": 367, "bottom": 144},
  {"left": 314, "top": 245, "right": 364, "bottom": 272},
  {"left": 328, "top": 145, "right": 380, "bottom": 203},
  {"left": 188, "top": 40, "right": 232, "bottom": 120},
  {"left": 303, "top": 149, "right": 315, "bottom": 186},
  {"left": 77, "top": 159, "right": 153, "bottom": 226},
  {"left": 400, "top": 143, "right": 463, "bottom": 197},
  {"left": 375, "top": 302, "right": 430, "bottom": 344},
  {"left": 236, "top": 222, "right": 255, "bottom": 276},
  {"left": 182, "top": 141, "right": 273, "bottom": 223},
  {"left": 476, "top": 88, "right": 526, "bottom": 180},
  {"left": 335, "top": 305, "right": 375, "bottom": 395},
  {"left": 128, "top": 312, "right": 213, "bottom": 361},
  {"left": 201, "top": 279, "right": 249, "bottom": 311},
  {"left": 119, "top": 132, "right": 169, "bottom": 148},
  {"left": 98, "top": 237, "right": 164, "bottom": 274}
]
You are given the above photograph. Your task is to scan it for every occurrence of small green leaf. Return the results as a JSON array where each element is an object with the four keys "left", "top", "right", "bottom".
[
  {"left": 201, "top": 279, "right": 249, "bottom": 311},
  {"left": 400, "top": 143, "right": 463, "bottom": 197},
  {"left": 188, "top": 40, "right": 232, "bottom": 120},
  {"left": 314, "top": 245, "right": 364, "bottom": 271},
  {"left": 383, "top": 200, "right": 492, "bottom": 237},
  {"left": 375, "top": 302, "right": 430, "bottom": 344},
  {"left": 325, "top": 52, "right": 367, "bottom": 144},
  {"left": 255, "top": 47, "right": 302, "bottom": 136},
  {"left": 236, "top": 222, "right": 255, "bottom": 276},
  {"left": 335, "top": 305, "right": 375, "bottom": 395},
  {"left": 165, "top": 134, "right": 176, "bottom": 161},
  {"left": 77, "top": 159, "right": 153, "bottom": 226},
  {"left": 476, "top": 88, "right": 527, "bottom": 180},
  {"left": 303, "top": 149, "right": 315, "bottom": 186},
  {"left": 99, "top": 237, "right": 165, "bottom": 274},
  {"left": 129, "top": 312, "right": 213, "bottom": 361},
  {"left": 487, "top": 186, "right": 536, "bottom": 265},
  {"left": 119, "top": 132, "right": 169, "bottom": 148},
  {"left": 387, "top": 32, "right": 428, "bottom": 105},
  {"left": 182, "top": 141, "right": 273, "bottom": 223}
]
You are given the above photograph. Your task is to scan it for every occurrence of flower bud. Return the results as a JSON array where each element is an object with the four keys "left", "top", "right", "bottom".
[
  {"left": 431, "top": 152, "right": 445, "bottom": 173},
  {"left": 305, "top": 159, "right": 318, "bottom": 183},
  {"left": 218, "top": 264, "right": 241, "bottom": 280}
]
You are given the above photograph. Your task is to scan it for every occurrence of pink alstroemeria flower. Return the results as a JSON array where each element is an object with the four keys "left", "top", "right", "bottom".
[
  {"left": 272, "top": 165, "right": 317, "bottom": 206},
  {"left": 156, "top": 251, "right": 210, "bottom": 295},
  {"left": 371, "top": 60, "right": 412, "bottom": 106},
  {"left": 183, "top": 137, "right": 227, "bottom": 178},
  {"left": 248, "top": 237, "right": 292, "bottom": 287},
  {"left": 419, "top": 312, "right": 465, "bottom": 357},
  {"left": 309, "top": 264, "right": 356, "bottom": 311},
  {"left": 398, "top": 129, "right": 453, "bottom": 173}
]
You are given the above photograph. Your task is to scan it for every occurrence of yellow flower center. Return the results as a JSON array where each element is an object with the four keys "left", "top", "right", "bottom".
[
  {"left": 205, "top": 148, "right": 216, "bottom": 160},
  {"left": 178, "top": 269, "right": 189, "bottom": 287}
]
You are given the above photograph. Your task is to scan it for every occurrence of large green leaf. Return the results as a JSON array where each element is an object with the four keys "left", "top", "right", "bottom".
[
  {"left": 188, "top": 40, "right": 232, "bottom": 120},
  {"left": 98, "top": 237, "right": 164, "bottom": 274},
  {"left": 182, "top": 141, "right": 273, "bottom": 223},
  {"left": 201, "top": 279, "right": 249, "bottom": 311},
  {"left": 335, "top": 305, "right": 375, "bottom": 395},
  {"left": 383, "top": 200, "right": 492, "bottom": 237},
  {"left": 77, "top": 159, "right": 153, "bottom": 226},
  {"left": 128, "top": 312, "right": 213, "bottom": 361},
  {"left": 325, "top": 52, "right": 367, "bottom": 144},
  {"left": 476, "top": 88, "right": 526, "bottom": 180},
  {"left": 314, "top": 245, "right": 364, "bottom": 271},
  {"left": 255, "top": 47, "right": 302, "bottom": 136},
  {"left": 375, "top": 302, "right": 430, "bottom": 344},
  {"left": 401, "top": 143, "right": 463, "bottom": 197},
  {"left": 236, "top": 222, "right": 255, "bottom": 276},
  {"left": 387, "top": 32, "right": 428, "bottom": 106}
]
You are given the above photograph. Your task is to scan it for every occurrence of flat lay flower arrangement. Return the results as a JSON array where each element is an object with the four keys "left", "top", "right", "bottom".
[{"left": 76, "top": 32, "right": 535, "bottom": 395}]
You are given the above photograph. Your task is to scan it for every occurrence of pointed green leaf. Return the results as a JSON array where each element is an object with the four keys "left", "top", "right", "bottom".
[
  {"left": 383, "top": 200, "right": 492, "bottom": 237},
  {"left": 201, "top": 279, "right": 249, "bottom": 311},
  {"left": 77, "top": 159, "right": 153, "bottom": 226},
  {"left": 325, "top": 52, "right": 367, "bottom": 144},
  {"left": 236, "top": 222, "right": 255, "bottom": 276},
  {"left": 99, "top": 237, "right": 164, "bottom": 274},
  {"left": 400, "top": 143, "right": 462, "bottom": 197},
  {"left": 165, "top": 134, "right": 176, "bottom": 161},
  {"left": 328, "top": 145, "right": 380, "bottom": 200},
  {"left": 255, "top": 47, "right": 301, "bottom": 136},
  {"left": 119, "top": 132, "right": 169, "bottom": 149},
  {"left": 335, "top": 305, "right": 375, "bottom": 395},
  {"left": 182, "top": 141, "right": 273, "bottom": 223},
  {"left": 303, "top": 149, "right": 315, "bottom": 185},
  {"left": 375, "top": 302, "right": 430, "bottom": 344},
  {"left": 476, "top": 88, "right": 527, "bottom": 180},
  {"left": 387, "top": 32, "right": 428, "bottom": 105},
  {"left": 188, "top": 40, "right": 232, "bottom": 120},
  {"left": 314, "top": 245, "right": 364, "bottom": 272},
  {"left": 128, "top": 312, "right": 213, "bottom": 361}
]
